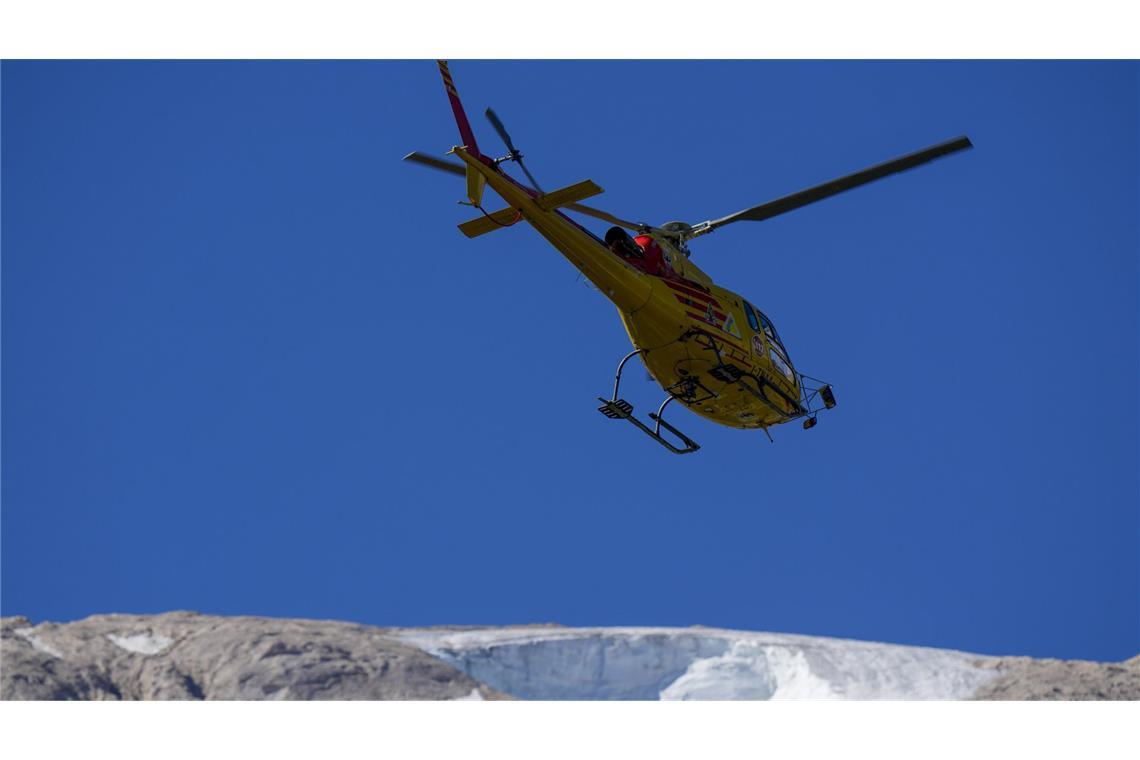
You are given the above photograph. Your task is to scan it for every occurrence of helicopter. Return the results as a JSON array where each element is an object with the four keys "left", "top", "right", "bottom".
[{"left": 406, "top": 61, "right": 972, "bottom": 454}]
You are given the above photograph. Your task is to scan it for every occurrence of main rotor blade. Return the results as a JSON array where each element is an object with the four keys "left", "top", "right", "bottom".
[
  {"left": 702, "top": 135, "right": 973, "bottom": 232},
  {"left": 563, "top": 202, "right": 643, "bottom": 231},
  {"left": 403, "top": 151, "right": 465, "bottom": 177}
]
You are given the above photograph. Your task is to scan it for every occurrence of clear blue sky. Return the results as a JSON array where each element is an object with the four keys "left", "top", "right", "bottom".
[{"left": 3, "top": 61, "right": 1136, "bottom": 662}]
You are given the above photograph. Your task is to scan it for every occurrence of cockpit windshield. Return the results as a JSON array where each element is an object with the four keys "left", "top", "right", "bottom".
[{"left": 746, "top": 302, "right": 795, "bottom": 381}]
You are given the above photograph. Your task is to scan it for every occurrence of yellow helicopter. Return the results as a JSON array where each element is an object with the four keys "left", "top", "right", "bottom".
[{"left": 406, "top": 61, "right": 972, "bottom": 454}]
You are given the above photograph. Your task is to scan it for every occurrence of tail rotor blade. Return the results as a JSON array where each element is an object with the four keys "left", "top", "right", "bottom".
[
  {"left": 517, "top": 162, "right": 545, "bottom": 194},
  {"left": 485, "top": 108, "right": 519, "bottom": 157},
  {"left": 485, "top": 107, "right": 544, "bottom": 193}
]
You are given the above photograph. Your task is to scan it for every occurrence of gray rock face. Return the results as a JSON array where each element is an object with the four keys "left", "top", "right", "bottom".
[
  {"left": 971, "top": 655, "right": 1140, "bottom": 700},
  {"left": 1, "top": 613, "right": 506, "bottom": 700}
]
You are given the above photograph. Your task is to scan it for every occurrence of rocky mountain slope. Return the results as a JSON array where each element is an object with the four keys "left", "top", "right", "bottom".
[
  {"left": 3, "top": 612, "right": 1136, "bottom": 700},
  {"left": 972, "top": 654, "right": 1140, "bottom": 700},
  {"left": 1, "top": 612, "right": 505, "bottom": 700}
]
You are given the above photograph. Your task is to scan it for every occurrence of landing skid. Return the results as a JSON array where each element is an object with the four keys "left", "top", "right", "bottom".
[{"left": 596, "top": 349, "right": 701, "bottom": 455}]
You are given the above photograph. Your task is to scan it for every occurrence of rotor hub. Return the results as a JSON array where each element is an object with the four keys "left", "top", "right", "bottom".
[{"left": 660, "top": 221, "right": 694, "bottom": 236}]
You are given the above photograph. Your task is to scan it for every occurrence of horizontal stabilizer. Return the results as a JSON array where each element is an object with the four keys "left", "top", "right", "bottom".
[
  {"left": 457, "top": 179, "right": 605, "bottom": 238},
  {"left": 535, "top": 180, "right": 603, "bottom": 211},
  {"left": 458, "top": 207, "right": 522, "bottom": 238}
]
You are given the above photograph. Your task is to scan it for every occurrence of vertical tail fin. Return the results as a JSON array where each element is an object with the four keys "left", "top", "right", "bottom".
[{"left": 437, "top": 60, "right": 482, "bottom": 159}]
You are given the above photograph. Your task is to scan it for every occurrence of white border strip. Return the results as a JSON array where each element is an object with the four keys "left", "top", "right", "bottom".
[
  {"left": 1, "top": 1, "right": 1139, "bottom": 58},
  {"left": 1, "top": 701, "right": 1134, "bottom": 760}
]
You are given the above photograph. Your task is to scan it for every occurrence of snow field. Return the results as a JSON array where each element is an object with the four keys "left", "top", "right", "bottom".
[{"left": 393, "top": 627, "right": 1000, "bottom": 700}]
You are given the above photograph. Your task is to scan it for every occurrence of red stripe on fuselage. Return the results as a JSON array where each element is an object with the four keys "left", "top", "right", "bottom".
[
  {"left": 675, "top": 295, "right": 725, "bottom": 321},
  {"left": 666, "top": 280, "right": 720, "bottom": 306},
  {"left": 687, "top": 325, "right": 748, "bottom": 354},
  {"left": 685, "top": 310, "right": 730, "bottom": 327}
]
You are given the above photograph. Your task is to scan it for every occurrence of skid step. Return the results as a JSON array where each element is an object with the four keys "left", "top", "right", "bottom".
[
  {"left": 596, "top": 397, "right": 700, "bottom": 455},
  {"left": 597, "top": 398, "right": 634, "bottom": 420}
]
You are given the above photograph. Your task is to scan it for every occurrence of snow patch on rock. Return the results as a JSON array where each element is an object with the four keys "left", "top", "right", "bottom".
[
  {"left": 15, "top": 627, "right": 64, "bottom": 659},
  {"left": 106, "top": 632, "right": 174, "bottom": 655},
  {"left": 451, "top": 688, "right": 485, "bottom": 701}
]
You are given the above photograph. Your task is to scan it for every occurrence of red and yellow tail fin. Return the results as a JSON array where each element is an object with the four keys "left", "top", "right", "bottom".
[
  {"left": 437, "top": 60, "right": 481, "bottom": 160},
  {"left": 437, "top": 60, "right": 487, "bottom": 205}
]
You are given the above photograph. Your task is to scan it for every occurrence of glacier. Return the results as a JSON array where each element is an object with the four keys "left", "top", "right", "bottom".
[{"left": 393, "top": 626, "right": 1001, "bottom": 700}]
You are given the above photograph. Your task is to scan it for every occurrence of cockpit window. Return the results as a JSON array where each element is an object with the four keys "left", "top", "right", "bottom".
[
  {"left": 743, "top": 301, "right": 760, "bottom": 332},
  {"left": 757, "top": 309, "right": 795, "bottom": 380},
  {"left": 759, "top": 313, "right": 776, "bottom": 342}
]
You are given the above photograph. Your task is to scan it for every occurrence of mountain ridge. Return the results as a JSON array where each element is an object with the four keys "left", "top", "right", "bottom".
[{"left": 3, "top": 612, "right": 1136, "bottom": 700}]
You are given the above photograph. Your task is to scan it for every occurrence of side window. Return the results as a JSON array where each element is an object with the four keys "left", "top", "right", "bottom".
[
  {"left": 756, "top": 312, "right": 775, "bottom": 341},
  {"left": 758, "top": 310, "right": 794, "bottom": 378},
  {"left": 743, "top": 301, "right": 760, "bottom": 332},
  {"left": 758, "top": 312, "right": 778, "bottom": 346}
]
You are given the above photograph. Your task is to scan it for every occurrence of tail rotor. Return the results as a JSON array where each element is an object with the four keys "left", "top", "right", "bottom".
[{"left": 484, "top": 107, "right": 544, "bottom": 193}]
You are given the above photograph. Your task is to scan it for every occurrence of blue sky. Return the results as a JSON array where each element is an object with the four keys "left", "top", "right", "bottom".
[{"left": 2, "top": 61, "right": 1136, "bottom": 662}]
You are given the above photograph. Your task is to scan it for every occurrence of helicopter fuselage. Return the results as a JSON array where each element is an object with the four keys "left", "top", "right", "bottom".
[{"left": 454, "top": 148, "right": 802, "bottom": 431}]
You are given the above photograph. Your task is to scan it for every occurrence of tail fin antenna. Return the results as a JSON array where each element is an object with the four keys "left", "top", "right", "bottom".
[{"left": 437, "top": 60, "right": 482, "bottom": 159}]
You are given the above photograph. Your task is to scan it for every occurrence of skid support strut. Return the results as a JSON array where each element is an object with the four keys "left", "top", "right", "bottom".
[{"left": 596, "top": 349, "right": 701, "bottom": 455}]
